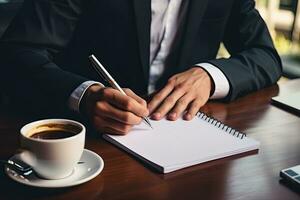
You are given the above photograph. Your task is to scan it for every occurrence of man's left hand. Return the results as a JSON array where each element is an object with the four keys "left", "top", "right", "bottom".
[{"left": 148, "top": 67, "right": 213, "bottom": 121}]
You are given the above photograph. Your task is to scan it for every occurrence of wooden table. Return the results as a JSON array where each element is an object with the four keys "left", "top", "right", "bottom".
[{"left": 0, "top": 79, "right": 299, "bottom": 200}]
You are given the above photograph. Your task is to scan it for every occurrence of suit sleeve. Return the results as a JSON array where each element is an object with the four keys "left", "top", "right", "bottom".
[
  {"left": 0, "top": 0, "right": 88, "bottom": 110},
  {"left": 207, "top": 0, "right": 282, "bottom": 101}
]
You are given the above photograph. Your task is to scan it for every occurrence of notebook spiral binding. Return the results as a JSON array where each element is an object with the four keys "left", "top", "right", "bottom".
[{"left": 196, "top": 112, "right": 246, "bottom": 139}]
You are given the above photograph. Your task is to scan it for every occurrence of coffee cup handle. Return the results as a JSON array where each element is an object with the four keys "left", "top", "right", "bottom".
[{"left": 14, "top": 148, "right": 36, "bottom": 168}]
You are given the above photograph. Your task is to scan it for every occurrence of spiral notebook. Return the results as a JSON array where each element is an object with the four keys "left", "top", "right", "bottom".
[{"left": 103, "top": 112, "right": 260, "bottom": 173}]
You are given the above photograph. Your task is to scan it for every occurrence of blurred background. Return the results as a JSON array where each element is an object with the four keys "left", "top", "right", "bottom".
[
  {"left": 0, "top": 0, "right": 300, "bottom": 80},
  {"left": 258, "top": 0, "right": 300, "bottom": 79},
  {"left": 220, "top": 0, "right": 300, "bottom": 80}
]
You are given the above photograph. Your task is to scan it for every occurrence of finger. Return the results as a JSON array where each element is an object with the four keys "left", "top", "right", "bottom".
[
  {"left": 123, "top": 88, "right": 147, "bottom": 108},
  {"left": 184, "top": 98, "right": 205, "bottom": 121},
  {"left": 101, "top": 88, "right": 148, "bottom": 117},
  {"left": 94, "top": 101, "right": 142, "bottom": 125},
  {"left": 93, "top": 116, "right": 133, "bottom": 135},
  {"left": 151, "top": 86, "right": 186, "bottom": 120},
  {"left": 167, "top": 94, "right": 194, "bottom": 121},
  {"left": 147, "top": 80, "right": 175, "bottom": 114}
]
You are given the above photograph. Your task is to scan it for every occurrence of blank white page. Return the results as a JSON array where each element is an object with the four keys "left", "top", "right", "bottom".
[{"left": 104, "top": 116, "right": 259, "bottom": 173}]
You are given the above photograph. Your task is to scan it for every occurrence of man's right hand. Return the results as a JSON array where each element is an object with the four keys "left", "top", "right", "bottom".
[{"left": 81, "top": 85, "right": 149, "bottom": 135}]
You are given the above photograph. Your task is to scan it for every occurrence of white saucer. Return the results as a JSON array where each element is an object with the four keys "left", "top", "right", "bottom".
[{"left": 5, "top": 149, "right": 104, "bottom": 188}]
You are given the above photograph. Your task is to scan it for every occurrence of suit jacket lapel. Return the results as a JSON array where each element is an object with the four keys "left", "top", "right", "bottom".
[
  {"left": 133, "top": 0, "right": 151, "bottom": 82},
  {"left": 178, "top": 0, "right": 209, "bottom": 68}
]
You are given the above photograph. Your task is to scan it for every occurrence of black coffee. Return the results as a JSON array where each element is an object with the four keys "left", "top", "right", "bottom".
[{"left": 30, "top": 130, "right": 77, "bottom": 140}]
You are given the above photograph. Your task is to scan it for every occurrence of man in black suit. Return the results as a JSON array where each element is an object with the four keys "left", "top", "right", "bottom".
[{"left": 0, "top": 0, "right": 281, "bottom": 134}]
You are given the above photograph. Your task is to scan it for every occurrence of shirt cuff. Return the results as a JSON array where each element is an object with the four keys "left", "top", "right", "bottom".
[
  {"left": 196, "top": 63, "right": 230, "bottom": 99},
  {"left": 68, "top": 81, "right": 104, "bottom": 112}
]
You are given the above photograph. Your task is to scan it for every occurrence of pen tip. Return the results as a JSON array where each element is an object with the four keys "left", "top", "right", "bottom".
[{"left": 143, "top": 117, "right": 153, "bottom": 129}]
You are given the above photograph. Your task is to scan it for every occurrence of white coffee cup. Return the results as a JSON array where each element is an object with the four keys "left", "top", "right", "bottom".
[{"left": 18, "top": 119, "right": 85, "bottom": 180}]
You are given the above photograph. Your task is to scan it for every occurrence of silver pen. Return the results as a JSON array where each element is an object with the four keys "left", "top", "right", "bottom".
[{"left": 88, "top": 54, "right": 153, "bottom": 129}]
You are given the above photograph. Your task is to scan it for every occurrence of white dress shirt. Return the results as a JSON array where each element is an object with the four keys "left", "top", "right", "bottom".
[{"left": 68, "top": 0, "right": 230, "bottom": 112}]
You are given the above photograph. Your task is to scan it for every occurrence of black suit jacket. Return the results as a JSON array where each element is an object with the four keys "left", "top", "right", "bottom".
[{"left": 0, "top": 0, "right": 282, "bottom": 111}]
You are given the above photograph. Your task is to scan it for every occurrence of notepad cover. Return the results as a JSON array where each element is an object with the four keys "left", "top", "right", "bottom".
[{"left": 103, "top": 114, "right": 260, "bottom": 173}]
